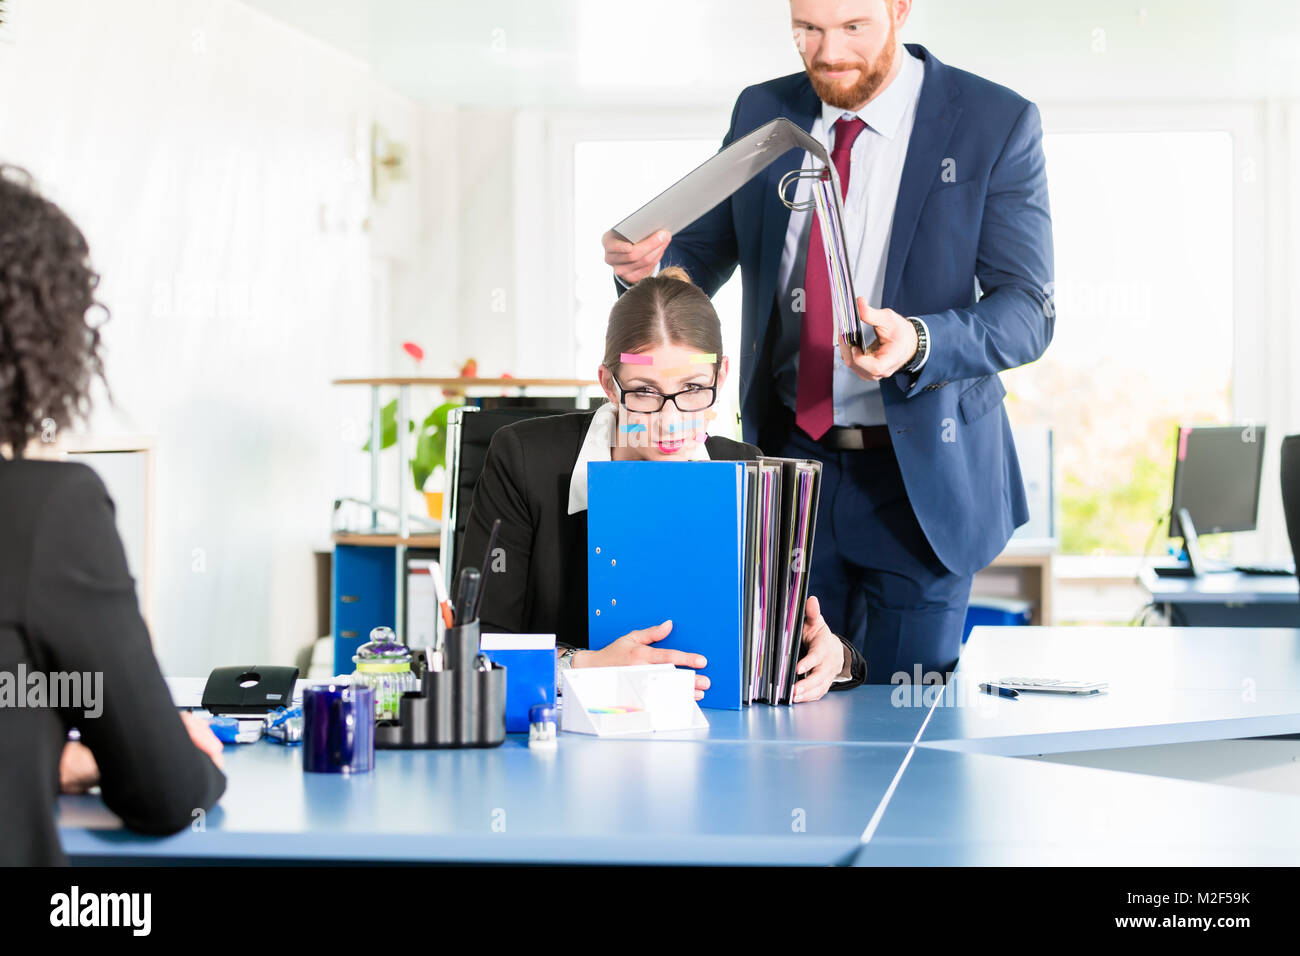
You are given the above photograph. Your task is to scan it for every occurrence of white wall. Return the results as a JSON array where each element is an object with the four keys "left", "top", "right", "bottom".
[{"left": 0, "top": 0, "right": 438, "bottom": 673}]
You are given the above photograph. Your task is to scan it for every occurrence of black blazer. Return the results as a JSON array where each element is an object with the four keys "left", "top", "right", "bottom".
[
  {"left": 459, "top": 410, "right": 865, "bottom": 686},
  {"left": 0, "top": 458, "right": 226, "bottom": 865}
]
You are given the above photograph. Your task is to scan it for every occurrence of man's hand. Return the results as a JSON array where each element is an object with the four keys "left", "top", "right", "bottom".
[
  {"left": 577, "top": 620, "right": 711, "bottom": 701},
  {"left": 837, "top": 297, "right": 918, "bottom": 382},
  {"left": 602, "top": 229, "right": 671, "bottom": 285},
  {"left": 792, "top": 595, "right": 849, "bottom": 703}
]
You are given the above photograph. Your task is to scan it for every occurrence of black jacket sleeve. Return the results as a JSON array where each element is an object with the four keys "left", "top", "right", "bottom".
[
  {"left": 27, "top": 465, "right": 225, "bottom": 835},
  {"left": 832, "top": 639, "right": 867, "bottom": 691},
  {"left": 458, "top": 426, "right": 536, "bottom": 636}
]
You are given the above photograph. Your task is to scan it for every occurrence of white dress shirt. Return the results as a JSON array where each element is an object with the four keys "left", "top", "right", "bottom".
[
  {"left": 774, "top": 46, "right": 927, "bottom": 426},
  {"left": 566, "top": 403, "right": 710, "bottom": 515}
]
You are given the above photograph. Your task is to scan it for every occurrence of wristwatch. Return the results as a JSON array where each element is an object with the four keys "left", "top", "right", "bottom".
[
  {"left": 555, "top": 647, "right": 579, "bottom": 694},
  {"left": 903, "top": 316, "right": 929, "bottom": 373}
]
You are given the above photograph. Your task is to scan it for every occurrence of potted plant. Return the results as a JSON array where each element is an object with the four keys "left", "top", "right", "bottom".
[{"left": 363, "top": 399, "right": 461, "bottom": 519}]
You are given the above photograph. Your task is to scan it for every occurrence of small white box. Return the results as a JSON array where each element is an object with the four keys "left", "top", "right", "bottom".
[{"left": 560, "top": 664, "right": 708, "bottom": 736}]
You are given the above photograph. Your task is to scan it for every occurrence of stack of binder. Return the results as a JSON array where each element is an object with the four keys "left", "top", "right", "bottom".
[
  {"left": 587, "top": 458, "right": 822, "bottom": 710},
  {"left": 612, "top": 116, "right": 870, "bottom": 352}
]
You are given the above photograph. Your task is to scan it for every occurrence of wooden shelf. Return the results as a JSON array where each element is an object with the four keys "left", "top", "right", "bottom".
[
  {"left": 332, "top": 531, "right": 441, "bottom": 549},
  {"left": 332, "top": 377, "right": 597, "bottom": 388},
  {"left": 976, "top": 547, "right": 1056, "bottom": 625}
]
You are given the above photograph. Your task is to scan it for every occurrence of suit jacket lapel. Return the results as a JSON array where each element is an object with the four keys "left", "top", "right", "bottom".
[{"left": 881, "top": 44, "right": 963, "bottom": 308}]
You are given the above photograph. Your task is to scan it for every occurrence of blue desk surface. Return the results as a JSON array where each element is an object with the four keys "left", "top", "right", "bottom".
[
  {"left": 58, "top": 627, "right": 1300, "bottom": 865},
  {"left": 1139, "top": 566, "right": 1299, "bottom": 605},
  {"left": 854, "top": 747, "right": 1300, "bottom": 866},
  {"left": 918, "top": 626, "right": 1300, "bottom": 755},
  {"left": 59, "top": 734, "right": 905, "bottom": 865},
  {"left": 645, "top": 685, "right": 930, "bottom": 745}
]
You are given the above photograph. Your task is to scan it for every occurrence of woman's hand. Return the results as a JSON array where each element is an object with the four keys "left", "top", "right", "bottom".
[
  {"left": 60, "top": 712, "right": 224, "bottom": 795},
  {"left": 59, "top": 741, "right": 100, "bottom": 794},
  {"left": 793, "top": 595, "right": 849, "bottom": 703},
  {"left": 576, "top": 620, "right": 711, "bottom": 701},
  {"left": 180, "top": 711, "right": 225, "bottom": 771}
]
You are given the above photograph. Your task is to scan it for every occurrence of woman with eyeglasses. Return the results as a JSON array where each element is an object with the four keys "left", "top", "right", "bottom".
[{"left": 459, "top": 267, "right": 865, "bottom": 702}]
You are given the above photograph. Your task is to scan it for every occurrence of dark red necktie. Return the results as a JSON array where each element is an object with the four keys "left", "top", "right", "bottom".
[{"left": 796, "top": 115, "right": 868, "bottom": 440}]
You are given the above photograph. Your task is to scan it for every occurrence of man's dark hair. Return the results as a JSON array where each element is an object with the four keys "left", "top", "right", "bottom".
[{"left": 0, "top": 165, "right": 107, "bottom": 457}]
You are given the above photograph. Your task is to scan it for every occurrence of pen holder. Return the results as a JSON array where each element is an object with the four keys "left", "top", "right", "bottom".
[
  {"left": 473, "top": 663, "right": 507, "bottom": 746},
  {"left": 377, "top": 670, "right": 456, "bottom": 748},
  {"left": 444, "top": 619, "right": 480, "bottom": 673},
  {"left": 373, "top": 619, "right": 506, "bottom": 749}
]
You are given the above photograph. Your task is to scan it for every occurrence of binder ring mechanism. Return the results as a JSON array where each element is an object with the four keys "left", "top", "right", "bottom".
[{"left": 778, "top": 165, "right": 831, "bottom": 211}]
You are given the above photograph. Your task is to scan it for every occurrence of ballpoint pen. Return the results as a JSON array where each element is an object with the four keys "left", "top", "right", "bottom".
[
  {"left": 979, "top": 682, "right": 1019, "bottom": 700},
  {"left": 429, "top": 560, "right": 455, "bottom": 630}
]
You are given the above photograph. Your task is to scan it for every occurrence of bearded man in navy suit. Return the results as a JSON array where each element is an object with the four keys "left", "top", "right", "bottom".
[{"left": 603, "top": 0, "right": 1054, "bottom": 683}]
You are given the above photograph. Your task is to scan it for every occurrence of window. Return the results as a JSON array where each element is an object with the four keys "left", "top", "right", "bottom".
[{"left": 1003, "top": 130, "right": 1234, "bottom": 555}]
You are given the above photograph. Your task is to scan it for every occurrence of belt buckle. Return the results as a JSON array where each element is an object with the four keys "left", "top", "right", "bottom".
[{"left": 838, "top": 428, "right": 865, "bottom": 451}]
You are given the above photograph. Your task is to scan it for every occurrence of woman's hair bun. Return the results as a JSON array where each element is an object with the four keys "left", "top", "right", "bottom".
[{"left": 657, "top": 265, "right": 693, "bottom": 285}]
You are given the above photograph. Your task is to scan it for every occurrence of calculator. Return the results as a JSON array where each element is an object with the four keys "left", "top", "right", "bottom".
[{"left": 989, "top": 677, "right": 1108, "bottom": 695}]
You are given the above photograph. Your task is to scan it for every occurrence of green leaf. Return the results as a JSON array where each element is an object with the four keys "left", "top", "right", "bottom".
[
  {"left": 361, "top": 399, "right": 415, "bottom": 452},
  {"left": 361, "top": 399, "right": 463, "bottom": 491}
]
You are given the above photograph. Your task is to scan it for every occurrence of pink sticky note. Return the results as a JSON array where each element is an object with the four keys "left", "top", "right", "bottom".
[{"left": 620, "top": 353, "right": 653, "bottom": 365}]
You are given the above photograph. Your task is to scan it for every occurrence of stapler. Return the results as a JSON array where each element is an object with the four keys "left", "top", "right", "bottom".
[{"left": 201, "top": 665, "right": 300, "bottom": 716}]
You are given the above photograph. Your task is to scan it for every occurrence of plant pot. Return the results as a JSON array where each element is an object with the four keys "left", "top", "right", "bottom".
[{"left": 424, "top": 490, "right": 444, "bottom": 520}]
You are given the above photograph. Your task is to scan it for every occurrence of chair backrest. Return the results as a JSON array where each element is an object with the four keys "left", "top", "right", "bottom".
[
  {"left": 1281, "top": 435, "right": 1300, "bottom": 588},
  {"left": 440, "top": 405, "right": 572, "bottom": 593}
]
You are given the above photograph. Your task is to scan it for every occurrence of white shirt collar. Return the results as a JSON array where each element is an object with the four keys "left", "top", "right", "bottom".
[
  {"left": 567, "top": 403, "right": 711, "bottom": 515},
  {"left": 820, "top": 45, "right": 923, "bottom": 142}
]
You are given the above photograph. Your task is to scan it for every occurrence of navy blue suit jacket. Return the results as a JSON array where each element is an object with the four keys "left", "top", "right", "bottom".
[{"left": 656, "top": 44, "right": 1054, "bottom": 576}]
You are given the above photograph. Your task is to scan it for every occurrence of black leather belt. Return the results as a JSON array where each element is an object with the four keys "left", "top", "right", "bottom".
[
  {"left": 819, "top": 424, "right": 892, "bottom": 451},
  {"left": 766, "top": 401, "right": 893, "bottom": 452}
]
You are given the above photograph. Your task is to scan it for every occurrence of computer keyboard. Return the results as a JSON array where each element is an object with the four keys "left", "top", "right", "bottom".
[{"left": 1234, "top": 564, "right": 1297, "bottom": 577}]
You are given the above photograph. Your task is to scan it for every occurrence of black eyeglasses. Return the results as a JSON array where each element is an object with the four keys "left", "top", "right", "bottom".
[{"left": 612, "top": 369, "right": 720, "bottom": 414}]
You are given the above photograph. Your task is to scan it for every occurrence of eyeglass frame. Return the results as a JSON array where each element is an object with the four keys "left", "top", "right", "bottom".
[{"left": 608, "top": 365, "right": 721, "bottom": 414}]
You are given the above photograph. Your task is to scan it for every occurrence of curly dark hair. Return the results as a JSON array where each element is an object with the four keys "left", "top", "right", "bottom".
[{"left": 0, "top": 165, "right": 107, "bottom": 457}]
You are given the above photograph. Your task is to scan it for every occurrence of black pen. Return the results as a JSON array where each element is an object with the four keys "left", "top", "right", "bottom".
[
  {"left": 472, "top": 518, "right": 502, "bottom": 622},
  {"left": 979, "top": 682, "right": 1019, "bottom": 700},
  {"left": 455, "top": 567, "right": 481, "bottom": 625}
]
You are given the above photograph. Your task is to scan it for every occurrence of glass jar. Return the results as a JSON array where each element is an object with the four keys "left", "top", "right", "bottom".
[{"left": 351, "top": 626, "right": 418, "bottom": 721}]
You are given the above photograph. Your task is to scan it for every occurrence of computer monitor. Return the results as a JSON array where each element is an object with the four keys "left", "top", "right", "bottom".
[{"left": 1168, "top": 424, "right": 1267, "bottom": 539}]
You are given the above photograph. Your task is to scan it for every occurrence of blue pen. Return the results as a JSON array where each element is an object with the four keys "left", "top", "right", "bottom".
[{"left": 979, "top": 682, "right": 1019, "bottom": 700}]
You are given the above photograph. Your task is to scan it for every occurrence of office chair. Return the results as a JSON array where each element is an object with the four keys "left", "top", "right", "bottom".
[
  {"left": 1282, "top": 435, "right": 1300, "bottom": 591},
  {"left": 440, "top": 405, "right": 573, "bottom": 595}
]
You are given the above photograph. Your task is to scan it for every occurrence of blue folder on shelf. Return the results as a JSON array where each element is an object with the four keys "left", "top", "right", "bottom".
[{"left": 587, "top": 457, "right": 822, "bottom": 710}]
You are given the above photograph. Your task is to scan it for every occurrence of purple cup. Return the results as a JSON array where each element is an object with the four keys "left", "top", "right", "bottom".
[{"left": 302, "top": 682, "right": 374, "bottom": 774}]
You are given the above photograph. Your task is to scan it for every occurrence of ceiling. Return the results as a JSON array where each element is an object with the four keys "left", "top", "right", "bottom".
[{"left": 238, "top": 0, "right": 1300, "bottom": 108}]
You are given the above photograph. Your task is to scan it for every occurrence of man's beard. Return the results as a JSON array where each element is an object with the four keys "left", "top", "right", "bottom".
[{"left": 805, "top": 20, "right": 898, "bottom": 110}]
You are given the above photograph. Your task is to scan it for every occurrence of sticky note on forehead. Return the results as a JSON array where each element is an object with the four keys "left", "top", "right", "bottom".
[
  {"left": 620, "top": 353, "right": 653, "bottom": 365},
  {"left": 689, "top": 353, "right": 717, "bottom": 364}
]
